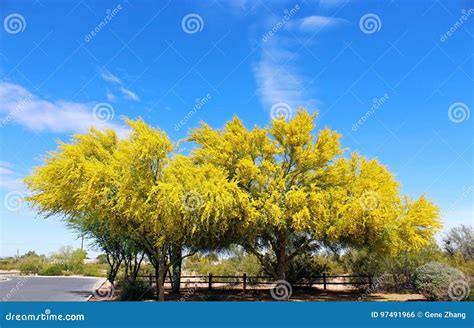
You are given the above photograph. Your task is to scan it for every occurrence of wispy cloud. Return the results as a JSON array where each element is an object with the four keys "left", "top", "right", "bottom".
[
  {"left": 100, "top": 70, "right": 122, "bottom": 85},
  {"left": 120, "top": 86, "right": 140, "bottom": 102},
  {"left": 0, "top": 82, "right": 128, "bottom": 136},
  {"left": 254, "top": 37, "right": 317, "bottom": 112},
  {"left": 0, "top": 161, "right": 25, "bottom": 192},
  {"left": 106, "top": 91, "right": 116, "bottom": 102},
  {"left": 100, "top": 69, "right": 140, "bottom": 102},
  {"left": 296, "top": 15, "right": 348, "bottom": 31}
]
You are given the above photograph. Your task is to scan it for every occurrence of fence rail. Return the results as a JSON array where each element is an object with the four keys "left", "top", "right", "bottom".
[{"left": 136, "top": 273, "right": 374, "bottom": 292}]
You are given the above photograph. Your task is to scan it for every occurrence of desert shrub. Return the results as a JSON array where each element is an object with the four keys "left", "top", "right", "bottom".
[
  {"left": 96, "top": 254, "right": 108, "bottom": 264},
  {"left": 184, "top": 251, "right": 263, "bottom": 277},
  {"left": 0, "top": 257, "right": 18, "bottom": 271},
  {"left": 40, "top": 264, "right": 63, "bottom": 276},
  {"left": 118, "top": 278, "right": 154, "bottom": 301},
  {"left": 414, "top": 262, "right": 466, "bottom": 300},
  {"left": 83, "top": 263, "right": 107, "bottom": 277},
  {"left": 285, "top": 254, "right": 328, "bottom": 284},
  {"left": 18, "top": 255, "right": 44, "bottom": 274},
  {"left": 343, "top": 244, "right": 445, "bottom": 292},
  {"left": 51, "top": 247, "right": 86, "bottom": 274}
]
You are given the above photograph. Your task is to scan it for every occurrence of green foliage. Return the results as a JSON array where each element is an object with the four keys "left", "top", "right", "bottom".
[
  {"left": 21, "top": 251, "right": 40, "bottom": 258},
  {"left": 0, "top": 257, "right": 19, "bottom": 271},
  {"left": 96, "top": 254, "right": 108, "bottom": 264},
  {"left": 286, "top": 254, "right": 329, "bottom": 283},
  {"left": 83, "top": 263, "right": 107, "bottom": 277},
  {"left": 442, "top": 225, "right": 473, "bottom": 262},
  {"left": 414, "top": 262, "right": 465, "bottom": 300},
  {"left": 343, "top": 244, "right": 445, "bottom": 291},
  {"left": 40, "top": 264, "right": 63, "bottom": 276},
  {"left": 50, "top": 246, "right": 86, "bottom": 274},
  {"left": 118, "top": 278, "right": 154, "bottom": 301},
  {"left": 18, "top": 255, "right": 44, "bottom": 274},
  {"left": 184, "top": 251, "right": 262, "bottom": 277}
]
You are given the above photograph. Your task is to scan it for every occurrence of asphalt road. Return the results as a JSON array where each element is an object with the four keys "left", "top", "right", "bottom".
[{"left": 0, "top": 276, "right": 104, "bottom": 301}]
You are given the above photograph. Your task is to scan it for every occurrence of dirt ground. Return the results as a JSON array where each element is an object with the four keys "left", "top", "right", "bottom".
[
  {"left": 91, "top": 281, "right": 426, "bottom": 302},
  {"left": 165, "top": 287, "right": 426, "bottom": 302}
]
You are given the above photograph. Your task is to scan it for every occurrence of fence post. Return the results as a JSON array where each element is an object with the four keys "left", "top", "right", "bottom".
[
  {"left": 323, "top": 273, "right": 327, "bottom": 290},
  {"left": 208, "top": 273, "right": 212, "bottom": 290},
  {"left": 243, "top": 273, "right": 247, "bottom": 293},
  {"left": 149, "top": 273, "right": 152, "bottom": 286}
]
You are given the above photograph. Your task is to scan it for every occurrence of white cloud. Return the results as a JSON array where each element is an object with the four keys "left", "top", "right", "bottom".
[
  {"left": 0, "top": 161, "right": 25, "bottom": 192},
  {"left": 254, "top": 38, "right": 317, "bottom": 111},
  {"left": 120, "top": 87, "right": 140, "bottom": 102},
  {"left": 106, "top": 91, "right": 116, "bottom": 102},
  {"left": 100, "top": 70, "right": 122, "bottom": 85},
  {"left": 0, "top": 82, "right": 128, "bottom": 136},
  {"left": 296, "top": 15, "right": 347, "bottom": 31},
  {"left": 100, "top": 70, "right": 140, "bottom": 102}
]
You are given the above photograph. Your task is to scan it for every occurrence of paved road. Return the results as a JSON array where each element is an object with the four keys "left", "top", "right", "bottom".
[{"left": 0, "top": 276, "right": 104, "bottom": 301}]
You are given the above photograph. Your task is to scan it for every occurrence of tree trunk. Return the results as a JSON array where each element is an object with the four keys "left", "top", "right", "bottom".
[
  {"left": 275, "top": 231, "right": 287, "bottom": 280},
  {"left": 170, "top": 245, "right": 182, "bottom": 293},
  {"left": 131, "top": 252, "right": 144, "bottom": 280},
  {"left": 154, "top": 261, "right": 160, "bottom": 299},
  {"left": 157, "top": 251, "right": 167, "bottom": 301},
  {"left": 106, "top": 254, "right": 122, "bottom": 284}
]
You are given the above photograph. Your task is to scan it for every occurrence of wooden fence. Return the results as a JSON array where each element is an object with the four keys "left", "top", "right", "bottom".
[{"left": 137, "top": 273, "right": 374, "bottom": 292}]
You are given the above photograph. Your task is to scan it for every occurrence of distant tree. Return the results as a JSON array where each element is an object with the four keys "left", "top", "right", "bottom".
[
  {"left": 96, "top": 254, "right": 108, "bottom": 264},
  {"left": 442, "top": 225, "right": 474, "bottom": 261},
  {"left": 21, "top": 251, "right": 39, "bottom": 258}
]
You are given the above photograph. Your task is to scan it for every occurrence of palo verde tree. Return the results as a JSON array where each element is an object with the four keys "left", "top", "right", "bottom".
[
  {"left": 189, "top": 110, "right": 442, "bottom": 280},
  {"left": 26, "top": 119, "right": 249, "bottom": 301},
  {"left": 23, "top": 127, "right": 137, "bottom": 284}
]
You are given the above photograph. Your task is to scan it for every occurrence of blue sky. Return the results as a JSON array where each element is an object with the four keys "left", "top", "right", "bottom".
[{"left": 0, "top": 0, "right": 472, "bottom": 258}]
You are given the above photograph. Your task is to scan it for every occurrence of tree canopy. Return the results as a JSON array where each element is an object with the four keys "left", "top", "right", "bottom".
[
  {"left": 189, "top": 110, "right": 441, "bottom": 278},
  {"left": 25, "top": 109, "right": 442, "bottom": 299}
]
